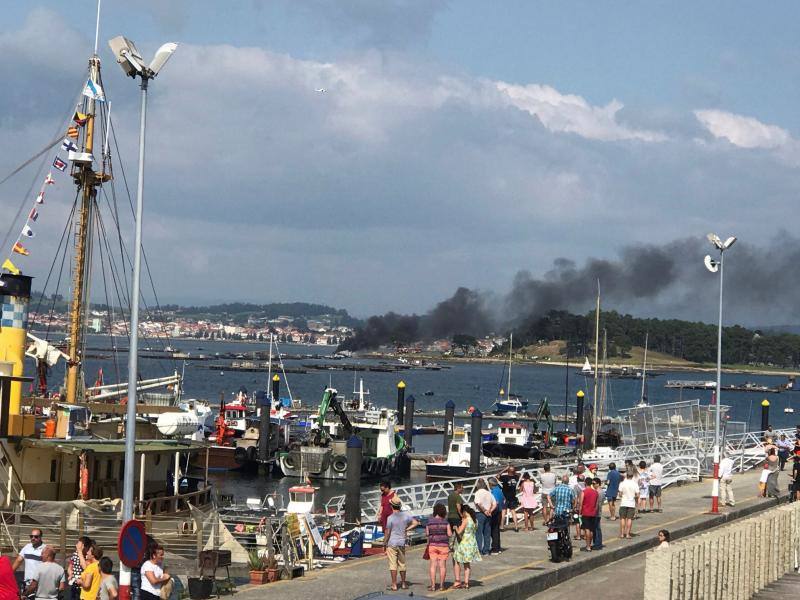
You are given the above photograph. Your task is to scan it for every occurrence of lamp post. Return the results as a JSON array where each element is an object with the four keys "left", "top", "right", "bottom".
[
  {"left": 704, "top": 233, "right": 736, "bottom": 514},
  {"left": 108, "top": 35, "right": 177, "bottom": 600}
]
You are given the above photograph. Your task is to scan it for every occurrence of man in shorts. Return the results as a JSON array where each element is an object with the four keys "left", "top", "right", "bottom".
[
  {"left": 605, "top": 462, "right": 621, "bottom": 520},
  {"left": 383, "top": 497, "right": 419, "bottom": 591},
  {"left": 539, "top": 464, "right": 557, "bottom": 523},
  {"left": 618, "top": 472, "right": 639, "bottom": 539},
  {"left": 648, "top": 455, "right": 664, "bottom": 512}
]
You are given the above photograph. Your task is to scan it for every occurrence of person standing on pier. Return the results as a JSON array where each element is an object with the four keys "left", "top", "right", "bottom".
[
  {"left": 591, "top": 478, "right": 604, "bottom": 550},
  {"left": 578, "top": 476, "right": 599, "bottom": 551},
  {"left": 605, "top": 463, "right": 621, "bottom": 521},
  {"left": 765, "top": 448, "right": 781, "bottom": 498},
  {"left": 452, "top": 505, "right": 481, "bottom": 590},
  {"left": 719, "top": 452, "right": 735, "bottom": 507},
  {"left": 791, "top": 453, "right": 800, "bottom": 502},
  {"left": 649, "top": 456, "right": 664, "bottom": 513},
  {"left": 498, "top": 466, "right": 521, "bottom": 532},
  {"left": 519, "top": 473, "right": 539, "bottom": 531},
  {"left": 618, "top": 472, "right": 639, "bottom": 539},
  {"left": 379, "top": 480, "right": 395, "bottom": 530},
  {"left": 26, "top": 546, "right": 65, "bottom": 600},
  {"left": 79, "top": 545, "right": 102, "bottom": 600},
  {"left": 13, "top": 529, "right": 44, "bottom": 591},
  {"left": 67, "top": 537, "right": 91, "bottom": 600},
  {"left": 777, "top": 435, "right": 791, "bottom": 471},
  {"left": 539, "top": 464, "right": 557, "bottom": 523},
  {"left": 489, "top": 479, "right": 505, "bottom": 554},
  {"left": 383, "top": 496, "right": 419, "bottom": 591},
  {"left": 424, "top": 503, "right": 452, "bottom": 592},
  {"left": 472, "top": 480, "right": 495, "bottom": 556},
  {"left": 548, "top": 474, "right": 576, "bottom": 519},
  {"left": 447, "top": 482, "right": 464, "bottom": 530}
]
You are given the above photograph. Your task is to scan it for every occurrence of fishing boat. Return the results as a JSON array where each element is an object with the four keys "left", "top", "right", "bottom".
[
  {"left": 482, "top": 421, "right": 541, "bottom": 459},
  {"left": 279, "top": 388, "right": 408, "bottom": 480},
  {"left": 492, "top": 333, "right": 529, "bottom": 414},
  {"left": 426, "top": 426, "right": 498, "bottom": 480}
]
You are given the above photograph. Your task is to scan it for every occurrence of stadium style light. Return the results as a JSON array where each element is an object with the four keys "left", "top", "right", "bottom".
[
  {"left": 108, "top": 35, "right": 177, "bottom": 600},
  {"left": 704, "top": 232, "right": 736, "bottom": 514}
]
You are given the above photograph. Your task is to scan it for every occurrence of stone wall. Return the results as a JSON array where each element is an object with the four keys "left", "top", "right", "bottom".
[{"left": 644, "top": 501, "right": 800, "bottom": 599}]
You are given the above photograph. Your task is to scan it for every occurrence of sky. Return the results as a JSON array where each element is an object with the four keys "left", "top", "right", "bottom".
[{"left": 2, "top": 2, "right": 800, "bottom": 323}]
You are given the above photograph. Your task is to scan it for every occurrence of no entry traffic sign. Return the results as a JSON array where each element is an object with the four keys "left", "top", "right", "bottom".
[{"left": 118, "top": 519, "right": 148, "bottom": 568}]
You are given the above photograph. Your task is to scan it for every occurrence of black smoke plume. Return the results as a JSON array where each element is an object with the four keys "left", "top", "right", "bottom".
[{"left": 339, "top": 234, "right": 800, "bottom": 351}]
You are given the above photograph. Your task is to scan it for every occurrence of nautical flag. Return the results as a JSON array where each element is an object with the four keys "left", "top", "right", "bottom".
[
  {"left": 12, "top": 243, "right": 29, "bottom": 256},
  {"left": 72, "top": 111, "right": 88, "bottom": 125},
  {"left": 29, "top": 208, "right": 38, "bottom": 222},
  {"left": 52, "top": 157, "right": 67, "bottom": 172},
  {"left": 67, "top": 127, "right": 79, "bottom": 139},
  {"left": 21, "top": 225, "right": 34, "bottom": 238},
  {"left": 83, "top": 77, "right": 105, "bottom": 102},
  {"left": 36, "top": 192, "right": 44, "bottom": 204},
  {"left": 61, "top": 139, "right": 78, "bottom": 153},
  {"left": 1, "top": 259, "right": 20, "bottom": 275},
  {"left": 44, "top": 173, "right": 55, "bottom": 185}
]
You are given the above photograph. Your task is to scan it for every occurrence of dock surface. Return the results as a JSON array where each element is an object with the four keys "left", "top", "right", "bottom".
[{"left": 230, "top": 468, "right": 785, "bottom": 600}]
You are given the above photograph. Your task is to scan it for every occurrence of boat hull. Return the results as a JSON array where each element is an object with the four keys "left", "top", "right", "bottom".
[{"left": 482, "top": 441, "right": 540, "bottom": 460}]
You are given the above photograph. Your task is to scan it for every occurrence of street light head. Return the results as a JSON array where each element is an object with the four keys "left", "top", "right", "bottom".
[
  {"left": 704, "top": 255, "right": 719, "bottom": 273},
  {"left": 149, "top": 42, "right": 178, "bottom": 76},
  {"left": 108, "top": 36, "right": 145, "bottom": 78},
  {"left": 706, "top": 233, "right": 723, "bottom": 250},
  {"left": 722, "top": 236, "right": 737, "bottom": 250}
]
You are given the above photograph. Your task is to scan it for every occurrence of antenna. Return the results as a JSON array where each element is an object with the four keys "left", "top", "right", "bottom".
[
  {"left": 704, "top": 255, "right": 719, "bottom": 273},
  {"left": 94, "top": 0, "right": 102, "bottom": 56}
]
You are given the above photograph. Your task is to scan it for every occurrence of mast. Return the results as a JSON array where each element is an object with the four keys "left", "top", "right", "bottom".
[
  {"left": 639, "top": 332, "right": 649, "bottom": 407},
  {"left": 66, "top": 55, "right": 109, "bottom": 404},
  {"left": 591, "top": 280, "right": 600, "bottom": 449},
  {"left": 599, "top": 329, "right": 608, "bottom": 424},
  {"left": 507, "top": 332, "right": 513, "bottom": 397}
]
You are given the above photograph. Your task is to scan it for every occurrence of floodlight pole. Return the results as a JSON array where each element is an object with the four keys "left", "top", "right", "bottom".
[
  {"left": 711, "top": 247, "right": 725, "bottom": 514},
  {"left": 120, "top": 72, "right": 149, "bottom": 600}
]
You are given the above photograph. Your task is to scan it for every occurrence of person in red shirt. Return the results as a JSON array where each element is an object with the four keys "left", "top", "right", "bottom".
[
  {"left": 0, "top": 556, "right": 18, "bottom": 600},
  {"left": 379, "top": 480, "right": 394, "bottom": 529},
  {"left": 579, "top": 480, "right": 599, "bottom": 552}
]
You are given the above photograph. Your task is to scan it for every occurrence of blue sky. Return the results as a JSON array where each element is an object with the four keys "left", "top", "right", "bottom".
[{"left": 2, "top": 2, "right": 800, "bottom": 323}]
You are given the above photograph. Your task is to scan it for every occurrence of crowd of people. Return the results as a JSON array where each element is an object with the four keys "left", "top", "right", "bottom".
[
  {"left": 377, "top": 457, "right": 670, "bottom": 591},
  {"left": 0, "top": 530, "right": 171, "bottom": 600}
]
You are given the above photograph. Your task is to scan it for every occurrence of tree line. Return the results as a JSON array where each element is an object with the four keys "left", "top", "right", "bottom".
[{"left": 515, "top": 309, "right": 800, "bottom": 367}]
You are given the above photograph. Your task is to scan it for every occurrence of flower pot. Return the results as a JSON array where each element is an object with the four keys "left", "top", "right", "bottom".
[
  {"left": 266, "top": 568, "right": 279, "bottom": 583},
  {"left": 249, "top": 570, "right": 267, "bottom": 585}
]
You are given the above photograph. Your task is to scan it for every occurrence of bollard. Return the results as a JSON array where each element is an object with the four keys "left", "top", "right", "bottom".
[
  {"left": 403, "top": 394, "right": 415, "bottom": 450},
  {"left": 397, "top": 381, "right": 406, "bottom": 423},
  {"left": 443, "top": 400, "right": 455, "bottom": 456},
  {"left": 344, "top": 435, "right": 363, "bottom": 525},
  {"left": 258, "top": 390, "right": 271, "bottom": 465},
  {"left": 761, "top": 399, "right": 770, "bottom": 432},
  {"left": 469, "top": 409, "right": 482, "bottom": 474},
  {"left": 272, "top": 374, "right": 280, "bottom": 407},
  {"left": 575, "top": 390, "right": 585, "bottom": 445}
]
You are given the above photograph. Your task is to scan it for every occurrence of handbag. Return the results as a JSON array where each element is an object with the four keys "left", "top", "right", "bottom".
[
  {"left": 159, "top": 577, "right": 174, "bottom": 600},
  {"left": 422, "top": 544, "right": 430, "bottom": 560}
]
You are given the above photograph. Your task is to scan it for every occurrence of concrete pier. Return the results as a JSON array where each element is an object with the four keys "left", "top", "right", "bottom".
[{"left": 232, "top": 468, "right": 780, "bottom": 600}]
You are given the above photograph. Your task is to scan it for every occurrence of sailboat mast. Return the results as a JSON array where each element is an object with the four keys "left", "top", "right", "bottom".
[
  {"left": 66, "top": 56, "right": 105, "bottom": 405},
  {"left": 639, "top": 332, "right": 649, "bottom": 406},
  {"left": 507, "top": 333, "right": 513, "bottom": 397},
  {"left": 591, "top": 281, "right": 600, "bottom": 448}
]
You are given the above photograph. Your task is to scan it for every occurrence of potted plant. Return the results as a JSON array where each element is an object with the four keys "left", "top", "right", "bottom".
[
  {"left": 264, "top": 554, "right": 279, "bottom": 583},
  {"left": 247, "top": 549, "right": 267, "bottom": 585}
]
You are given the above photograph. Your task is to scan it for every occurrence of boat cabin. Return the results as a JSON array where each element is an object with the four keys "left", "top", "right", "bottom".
[
  {"left": 445, "top": 428, "right": 476, "bottom": 466},
  {"left": 497, "top": 422, "right": 530, "bottom": 446},
  {"left": 7, "top": 438, "right": 212, "bottom": 514},
  {"left": 286, "top": 485, "right": 315, "bottom": 514}
]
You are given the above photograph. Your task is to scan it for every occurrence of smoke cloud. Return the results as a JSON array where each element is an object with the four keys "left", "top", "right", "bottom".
[{"left": 340, "top": 233, "right": 800, "bottom": 350}]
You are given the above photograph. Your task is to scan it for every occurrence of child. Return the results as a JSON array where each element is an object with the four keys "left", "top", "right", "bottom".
[
  {"left": 637, "top": 461, "right": 650, "bottom": 513},
  {"left": 759, "top": 462, "right": 770, "bottom": 497},
  {"left": 519, "top": 472, "right": 539, "bottom": 531}
]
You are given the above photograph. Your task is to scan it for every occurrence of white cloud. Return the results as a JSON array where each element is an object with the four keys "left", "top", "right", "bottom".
[
  {"left": 495, "top": 82, "right": 668, "bottom": 142},
  {"left": 694, "top": 109, "right": 792, "bottom": 149}
]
